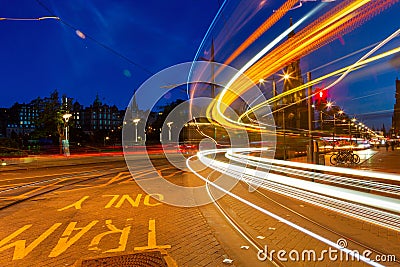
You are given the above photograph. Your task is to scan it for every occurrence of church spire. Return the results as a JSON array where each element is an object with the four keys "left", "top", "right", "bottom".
[
  {"left": 288, "top": 17, "right": 295, "bottom": 38},
  {"left": 131, "top": 91, "right": 139, "bottom": 117}
]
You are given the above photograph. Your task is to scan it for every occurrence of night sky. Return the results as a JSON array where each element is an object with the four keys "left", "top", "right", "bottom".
[
  {"left": 1, "top": 0, "right": 400, "bottom": 129},
  {"left": 0, "top": 0, "right": 219, "bottom": 109}
]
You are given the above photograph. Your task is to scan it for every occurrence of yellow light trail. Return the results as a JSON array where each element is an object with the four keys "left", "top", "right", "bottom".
[
  {"left": 239, "top": 45, "right": 400, "bottom": 121},
  {"left": 244, "top": 0, "right": 397, "bottom": 84},
  {"left": 223, "top": 0, "right": 299, "bottom": 66},
  {"left": 213, "top": 0, "right": 397, "bottom": 131}
]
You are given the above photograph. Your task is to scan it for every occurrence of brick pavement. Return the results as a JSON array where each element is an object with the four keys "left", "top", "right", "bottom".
[
  {"left": 359, "top": 147, "right": 400, "bottom": 173},
  {"left": 215, "top": 183, "right": 399, "bottom": 267},
  {"left": 0, "top": 158, "right": 235, "bottom": 267},
  {"left": 291, "top": 147, "right": 400, "bottom": 173},
  {"left": 1, "top": 149, "right": 399, "bottom": 266}
]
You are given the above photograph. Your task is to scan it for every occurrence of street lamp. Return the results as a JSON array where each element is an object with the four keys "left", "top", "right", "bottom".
[
  {"left": 133, "top": 118, "right": 140, "bottom": 143},
  {"left": 259, "top": 77, "right": 277, "bottom": 98},
  {"left": 104, "top": 136, "right": 109, "bottom": 146},
  {"left": 62, "top": 113, "right": 72, "bottom": 141},
  {"left": 167, "top": 121, "right": 173, "bottom": 142},
  {"left": 259, "top": 73, "right": 290, "bottom": 160},
  {"left": 333, "top": 110, "right": 343, "bottom": 143},
  {"left": 62, "top": 113, "right": 72, "bottom": 156}
]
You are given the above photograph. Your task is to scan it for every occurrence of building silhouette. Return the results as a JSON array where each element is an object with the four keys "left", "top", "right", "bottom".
[
  {"left": 82, "top": 95, "right": 123, "bottom": 133},
  {"left": 391, "top": 77, "right": 400, "bottom": 137},
  {"left": 4, "top": 101, "right": 40, "bottom": 138},
  {"left": 276, "top": 18, "right": 309, "bottom": 131},
  {"left": 0, "top": 94, "right": 124, "bottom": 146}
]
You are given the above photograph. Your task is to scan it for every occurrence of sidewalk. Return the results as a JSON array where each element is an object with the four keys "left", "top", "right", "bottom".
[
  {"left": 0, "top": 152, "right": 124, "bottom": 172},
  {"left": 0, "top": 145, "right": 179, "bottom": 171},
  {"left": 359, "top": 147, "right": 400, "bottom": 174},
  {"left": 290, "top": 148, "right": 400, "bottom": 174}
]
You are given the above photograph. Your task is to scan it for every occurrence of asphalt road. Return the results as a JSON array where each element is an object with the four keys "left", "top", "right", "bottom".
[{"left": 0, "top": 153, "right": 398, "bottom": 266}]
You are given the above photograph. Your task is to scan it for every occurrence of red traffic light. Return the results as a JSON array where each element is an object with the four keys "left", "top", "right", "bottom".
[{"left": 314, "top": 88, "right": 327, "bottom": 103}]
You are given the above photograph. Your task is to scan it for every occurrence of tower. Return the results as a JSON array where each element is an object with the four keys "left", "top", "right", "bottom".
[
  {"left": 392, "top": 78, "right": 400, "bottom": 137},
  {"left": 282, "top": 18, "right": 308, "bottom": 130}
]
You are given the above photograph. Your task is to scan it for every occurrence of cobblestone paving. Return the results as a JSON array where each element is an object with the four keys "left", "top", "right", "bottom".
[
  {"left": 0, "top": 173, "right": 233, "bottom": 267},
  {"left": 212, "top": 182, "right": 399, "bottom": 267}
]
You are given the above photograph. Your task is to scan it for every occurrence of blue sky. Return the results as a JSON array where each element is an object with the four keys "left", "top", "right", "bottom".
[
  {"left": 0, "top": 0, "right": 219, "bottom": 108},
  {"left": 193, "top": 0, "right": 400, "bottom": 129},
  {"left": 1, "top": 0, "right": 399, "bottom": 129}
]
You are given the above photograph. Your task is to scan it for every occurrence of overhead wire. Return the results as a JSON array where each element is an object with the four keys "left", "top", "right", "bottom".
[{"left": 34, "top": 0, "right": 155, "bottom": 76}]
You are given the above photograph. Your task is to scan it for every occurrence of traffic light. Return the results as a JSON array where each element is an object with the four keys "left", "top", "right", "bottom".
[
  {"left": 314, "top": 87, "right": 327, "bottom": 104},
  {"left": 314, "top": 88, "right": 328, "bottom": 110}
]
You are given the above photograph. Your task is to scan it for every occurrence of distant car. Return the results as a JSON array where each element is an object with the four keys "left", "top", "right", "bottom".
[{"left": 177, "top": 143, "right": 198, "bottom": 154}]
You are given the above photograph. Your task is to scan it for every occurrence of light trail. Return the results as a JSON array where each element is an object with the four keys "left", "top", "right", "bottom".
[
  {"left": 227, "top": 148, "right": 400, "bottom": 183},
  {"left": 0, "top": 16, "right": 60, "bottom": 21},
  {"left": 215, "top": 5, "right": 323, "bottom": 130},
  {"left": 223, "top": 0, "right": 299, "bottom": 66},
  {"left": 187, "top": 147, "right": 400, "bottom": 231},
  {"left": 207, "top": 156, "right": 400, "bottom": 231},
  {"left": 239, "top": 45, "right": 400, "bottom": 121},
  {"left": 198, "top": 148, "right": 400, "bottom": 213},
  {"left": 186, "top": 152, "right": 386, "bottom": 266},
  {"left": 243, "top": 0, "right": 396, "bottom": 82},
  {"left": 227, "top": 154, "right": 400, "bottom": 197},
  {"left": 212, "top": 0, "right": 397, "bottom": 130}
]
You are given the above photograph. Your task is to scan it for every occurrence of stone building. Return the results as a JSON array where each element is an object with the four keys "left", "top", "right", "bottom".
[{"left": 391, "top": 77, "right": 400, "bottom": 137}]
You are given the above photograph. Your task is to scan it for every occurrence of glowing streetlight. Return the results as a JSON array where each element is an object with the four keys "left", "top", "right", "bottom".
[
  {"left": 133, "top": 118, "right": 140, "bottom": 143},
  {"left": 62, "top": 113, "right": 72, "bottom": 156},
  {"left": 62, "top": 113, "right": 72, "bottom": 141},
  {"left": 167, "top": 121, "right": 173, "bottom": 141},
  {"left": 104, "top": 136, "right": 110, "bottom": 146},
  {"left": 333, "top": 110, "right": 343, "bottom": 144}
]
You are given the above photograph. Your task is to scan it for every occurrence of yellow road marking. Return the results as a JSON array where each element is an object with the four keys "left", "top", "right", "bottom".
[
  {"left": 89, "top": 219, "right": 131, "bottom": 253},
  {"left": 144, "top": 194, "right": 163, "bottom": 207},
  {"left": 0, "top": 223, "right": 62, "bottom": 260},
  {"left": 57, "top": 196, "right": 90, "bottom": 211},
  {"left": 134, "top": 219, "right": 170, "bottom": 251},
  {"left": 49, "top": 221, "right": 98, "bottom": 257}
]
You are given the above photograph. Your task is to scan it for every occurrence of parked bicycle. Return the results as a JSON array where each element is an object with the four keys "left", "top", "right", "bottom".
[{"left": 330, "top": 149, "right": 360, "bottom": 165}]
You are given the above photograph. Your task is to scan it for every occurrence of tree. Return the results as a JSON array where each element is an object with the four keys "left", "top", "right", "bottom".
[{"left": 33, "top": 90, "right": 65, "bottom": 152}]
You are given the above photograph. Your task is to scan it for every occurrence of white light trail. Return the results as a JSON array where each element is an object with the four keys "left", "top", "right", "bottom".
[
  {"left": 186, "top": 152, "right": 386, "bottom": 267},
  {"left": 215, "top": 4, "right": 324, "bottom": 128},
  {"left": 228, "top": 148, "right": 400, "bottom": 183},
  {"left": 200, "top": 149, "right": 400, "bottom": 213},
  {"left": 190, "top": 147, "right": 400, "bottom": 232}
]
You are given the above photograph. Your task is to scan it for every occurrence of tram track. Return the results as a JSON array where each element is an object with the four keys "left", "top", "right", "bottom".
[
  {"left": 206, "top": 172, "right": 399, "bottom": 266},
  {"left": 188, "top": 151, "right": 400, "bottom": 266},
  {"left": 0, "top": 157, "right": 181, "bottom": 211},
  {"left": 0, "top": 166, "right": 127, "bottom": 210}
]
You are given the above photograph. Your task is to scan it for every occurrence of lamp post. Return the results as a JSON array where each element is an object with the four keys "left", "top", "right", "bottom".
[
  {"left": 62, "top": 113, "right": 72, "bottom": 141},
  {"left": 133, "top": 118, "right": 140, "bottom": 143},
  {"left": 333, "top": 110, "right": 343, "bottom": 144},
  {"left": 259, "top": 77, "right": 277, "bottom": 98},
  {"left": 260, "top": 74, "right": 291, "bottom": 160},
  {"left": 104, "top": 136, "right": 109, "bottom": 146},
  {"left": 350, "top": 118, "right": 356, "bottom": 142},
  {"left": 306, "top": 72, "right": 314, "bottom": 163},
  {"left": 62, "top": 113, "right": 72, "bottom": 156},
  {"left": 167, "top": 121, "right": 173, "bottom": 142},
  {"left": 282, "top": 107, "right": 287, "bottom": 160}
]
